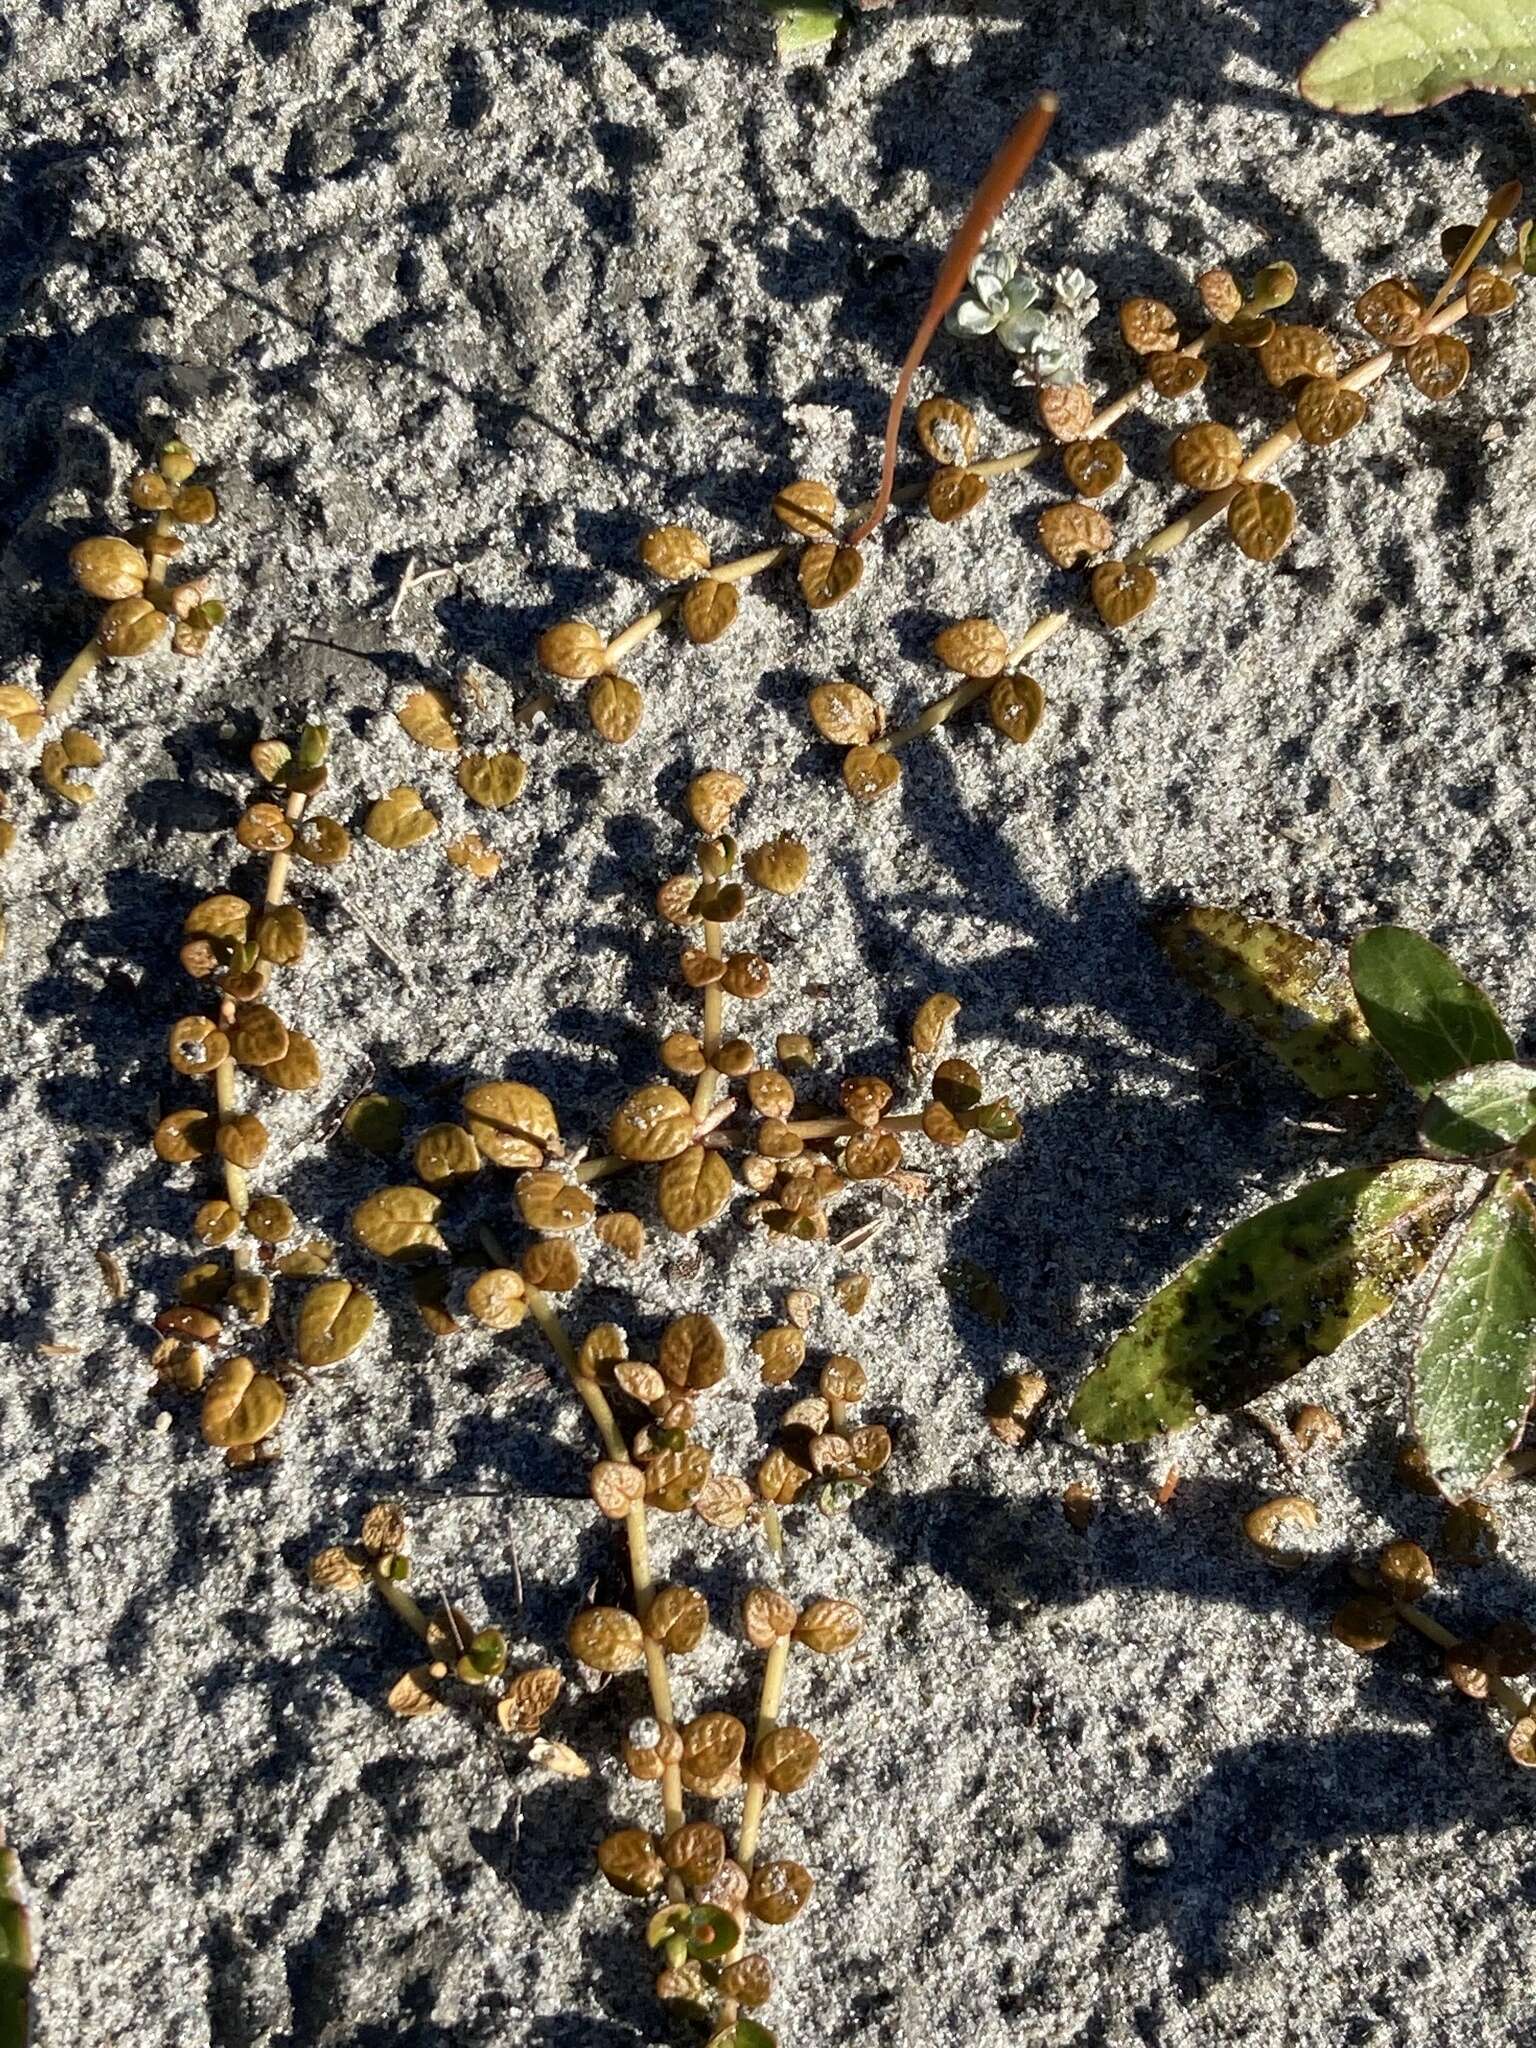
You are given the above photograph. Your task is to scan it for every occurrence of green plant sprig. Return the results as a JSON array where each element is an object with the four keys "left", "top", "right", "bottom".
[
  {"left": 310, "top": 1502, "right": 575, "bottom": 1756},
  {"left": 1072, "top": 910, "right": 1536, "bottom": 1509}
]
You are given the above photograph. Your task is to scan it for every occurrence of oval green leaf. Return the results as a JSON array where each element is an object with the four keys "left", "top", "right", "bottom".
[
  {"left": 1300, "top": 0, "right": 1536, "bottom": 114},
  {"left": 709, "top": 2022, "right": 778, "bottom": 2048},
  {"left": 1070, "top": 1161, "right": 1465, "bottom": 1443},
  {"left": 1420, "top": 1062, "right": 1536, "bottom": 1159},
  {"left": 1414, "top": 1173, "right": 1536, "bottom": 1501},
  {"left": 1157, "top": 906, "right": 1387, "bottom": 1099},
  {"left": 1348, "top": 927, "right": 1513, "bottom": 1094},
  {"left": 683, "top": 1905, "right": 740, "bottom": 1960}
]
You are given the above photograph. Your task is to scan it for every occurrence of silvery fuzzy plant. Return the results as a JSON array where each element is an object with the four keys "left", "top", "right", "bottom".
[
  {"left": 1072, "top": 911, "right": 1536, "bottom": 1507},
  {"left": 943, "top": 247, "right": 1100, "bottom": 389}
]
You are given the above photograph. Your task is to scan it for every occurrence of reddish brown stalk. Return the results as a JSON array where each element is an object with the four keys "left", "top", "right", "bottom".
[{"left": 844, "top": 91, "right": 1059, "bottom": 549}]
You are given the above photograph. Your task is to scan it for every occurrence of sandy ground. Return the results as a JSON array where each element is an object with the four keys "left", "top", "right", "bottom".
[{"left": 5, "top": 0, "right": 1536, "bottom": 2042}]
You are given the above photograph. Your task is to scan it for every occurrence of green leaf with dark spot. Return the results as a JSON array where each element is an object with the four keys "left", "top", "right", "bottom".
[
  {"left": 1414, "top": 1172, "right": 1536, "bottom": 1501},
  {"left": 1349, "top": 926, "right": 1513, "bottom": 1094},
  {"left": 1070, "top": 1160, "right": 1465, "bottom": 1444},
  {"left": 1420, "top": 1062, "right": 1536, "bottom": 1159},
  {"left": 1157, "top": 906, "right": 1387, "bottom": 1099},
  {"left": 1300, "top": 0, "right": 1536, "bottom": 114}
]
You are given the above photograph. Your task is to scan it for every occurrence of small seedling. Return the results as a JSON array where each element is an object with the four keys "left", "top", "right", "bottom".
[
  {"left": 1072, "top": 910, "right": 1536, "bottom": 1510},
  {"left": 823, "top": 178, "right": 1529, "bottom": 798},
  {"left": 310, "top": 1504, "right": 575, "bottom": 1766},
  {"left": 45, "top": 441, "right": 227, "bottom": 718},
  {"left": 147, "top": 723, "right": 378, "bottom": 1465}
]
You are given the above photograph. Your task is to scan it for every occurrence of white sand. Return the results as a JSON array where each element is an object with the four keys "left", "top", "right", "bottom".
[{"left": 4, "top": 0, "right": 1536, "bottom": 2041}]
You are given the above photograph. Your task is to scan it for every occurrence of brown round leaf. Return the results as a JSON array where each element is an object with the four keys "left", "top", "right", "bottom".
[
  {"left": 414, "top": 1122, "right": 482, "bottom": 1187},
  {"left": 294, "top": 816, "right": 350, "bottom": 866},
  {"left": 1090, "top": 560, "right": 1158, "bottom": 628},
  {"left": 297, "top": 1279, "right": 376, "bottom": 1367},
  {"left": 686, "top": 768, "right": 747, "bottom": 833},
  {"left": 807, "top": 680, "right": 882, "bottom": 746},
  {"left": 1197, "top": 268, "right": 1243, "bottom": 322},
  {"left": 596, "top": 1828, "right": 664, "bottom": 1897},
  {"left": 1405, "top": 333, "right": 1470, "bottom": 403},
  {"left": 1145, "top": 351, "right": 1208, "bottom": 399},
  {"left": 933, "top": 617, "right": 1008, "bottom": 679},
  {"left": 570, "top": 1606, "right": 645, "bottom": 1674},
  {"left": 536, "top": 621, "right": 606, "bottom": 680},
  {"left": 753, "top": 1325, "right": 806, "bottom": 1386},
  {"left": 1119, "top": 296, "right": 1178, "bottom": 354},
  {"left": 842, "top": 745, "right": 900, "bottom": 802},
  {"left": 1465, "top": 267, "right": 1517, "bottom": 318},
  {"left": 1294, "top": 377, "right": 1367, "bottom": 447},
  {"left": 463, "top": 1080, "right": 560, "bottom": 1167},
  {"left": 645, "top": 1584, "right": 709, "bottom": 1653},
  {"left": 168, "top": 1014, "right": 229, "bottom": 1078},
  {"left": 1256, "top": 323, "right": 1338, "bottom": 389},
  {"left": 747, "top": 1861, "right": 813, "bottom": 1926},
  {"left": 201, "top": 1355, "right": 286, "bottom": 1447},
  {"left": 771, "top": 478, "right": 838, "bottom": 538},
  {"left": 926, "top": 465, "right": 988, "bottom": 523},
  {"left": 215, "top": 1114, "right": 268, "bottom": 1168},
  {"left": 639, "top": 524, "right": 710, "bottom": 579},
  {"left": 657, "top": 1146, "right": 733, "bottom": 1233},
  {"left": 693, "top": 1473, "right": 754, "bottom": 1528},
  {"left": 799, "top": 543, "right": 863, "bottom": 610},
  {"left": 1169, "top": 421, "right": 1244, "bottom": 491},
  {"left": 229, "top": 1003, "right": 289, "bottom": 1070},
  {"left": 364, "top": 786, "right": 437, "bottom": 848},
  {"left": 914, "top": 395, "right": 979, "bottom": 464},
  {"left": 1037, "top": 382, "right": 1093, "bottom": 442},
  {"left": 743, "top": 835, "right": 809, "bottom": 895},
  {"left": 263, "top": 1030, "right": 323, "bottom": 1092},
  {"left": 1227, "top": 481, "right": 1296, "bottom": 563},
  {"left": 989, "top": 673, "right": 1046, "bottom": 746},
  {"left": 353, "top": 1185, "right": 447, "bottom": 1263},
  {"left": 1355, "top": 277, "right": 1424, "bottom": 346},
  {"left": 682, "top": 1711, "right": 747, "bottom": 1781},
  {"left": 1037, "top": 501, "right": 1113, "bottom": 569},
  {"left": 397, "top": 688, "right": 458, "bottom": 751},
  {"left": 596, "top": 1210, "right": 646, "bottom": 1261},
  {"left": 236, "top": 802, "right": 292, "bottom": 853},
  {"left": 754, "top": 1725, "right": 819, "bottom": 1794},
  {"left": 515, "top": 1170, "right": 596, "bottom": 1234},
  {"left": 1061, "top": 438, "right": 1125, "bottom": 497},
  {"left": 498, "top": 1665, "right": 563, "bottom": 1736},
  {"left": 659, "top": 1312, "right": 727, "bottom": 1392},
  {"left": 466, "top": 1267, "right": 527, "bottom": 1329},
  {"left": 843, "top": 1130, "right": 901, "bottom": 1180},
  {"left": 591, "top": 1459, "right": 647, "bottom": 1519},
  {"left": 521, "top": 1238, "right": 581, "bottom": 1292},
  {"left": 70, "top": 535, "right": 149, "bottom": 600},
  {"left": 254, "top": 905, "right": 307, "bottom": 966},
  {"left": 679, "top": 577, "right": 739, "bottom": 645},
  {"left": 587, "top": 672, "right": 644, "bottom": 744},
  {"left": 609, "top": 1083, "right": 694, "bottom": 1163},
  {"left": 793, "top": 1597, "right": 864, "bottom": 1654},
  {"left": 457, "top": 752, "right": 527, "bottom": 808},
  {"left": 742, "top": 1585, "right": 798, "bottom": 1648}
]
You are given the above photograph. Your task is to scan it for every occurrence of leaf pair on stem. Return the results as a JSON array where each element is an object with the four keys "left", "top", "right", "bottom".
[{"left": 1073, "top": 913, "right": 1536, "bottom": 1505}]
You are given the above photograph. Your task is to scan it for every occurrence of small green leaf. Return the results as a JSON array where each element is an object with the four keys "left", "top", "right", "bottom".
[
  {"left": 1300, "top": 0, "right": 1536, "bottom": 114},
  {"left": 1349, "top": 926, "right": 1513, "bottom": 1094},
  {"left": 1070, "top": 1160, "right": 1465, "bottom": 1443},
  {"left": 682, "top": 1905, "right": 739, "bottom": 1960},
  {"left": 709, "top": 2022, "right": 778, "bottom": 2048},
  {"left": 966, "top": 1098, "right": 1022, "bottom": 1143},
  {"left": 1157, "top": 906, "right": 1387, "bottom": 1099},
  {"left": 343, "top": 1092, "right": 407, "bottom": 1157},
  {"left": 1420, "top": 1062, "right": 1536, "bottom": 1159},
  {"left": 645, "top": 1905, "right": 691, "bottom": 1950},
  {"left": 768, "top": 1, "right": 842, "bottom": 53},
  {"left": 940, "top": 1258, "right": 1011, "bottom": 1326},
  {"left": 1414, "top": 1173, "right": 1536, "bottom": 1500}
]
